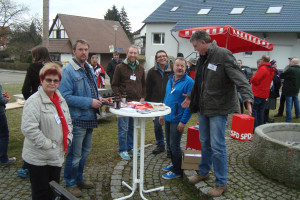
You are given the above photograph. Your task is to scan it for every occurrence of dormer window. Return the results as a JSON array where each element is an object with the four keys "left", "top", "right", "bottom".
[
  {"left": 197, "top": 8, "right": 212, "bottom": 15},
  {"left": 230, "top": 7, "right": 245, "bottom": 15},
  {"left": 266, "top": 6, "right": 282, "bottom": 14},
  {"left": 170, "top": 6, "right": 179, "bottom": 12}
]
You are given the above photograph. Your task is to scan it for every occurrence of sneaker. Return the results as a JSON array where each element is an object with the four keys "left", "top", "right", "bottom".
[
  {"left": 189, "top": 174, "right": 210, "bottom": 184},
  {"left": 119, "top": 151, "right": 130, "bottom": 160},
  {"left": 152, "top": 146, "right": 165, "bottom": 154},
  {"left": 162, "top": 171, "right": 181, "bottom": 180},
  {"left": 274, "top": 113, "right": 283, "bottom": 117},
  {"left": 17, "top": 169, "right": 29, "bottom": 178},
  {"left": 207, "top": 185, "right": 227, "bottom": 197},
  {"left": 1, "top": 157, "right": 16, "bottom": 165},
  {"left": 66, "top": 186, "right": 82, "bottom": 198},
  {"left": 162, "top": 164, "right": 173, "bottom": 172},
  {"left": 77, "top": 181, "right": 95, "bottom": 189},
  {"left": 128, "top": 149, "right": 140, "bottom": 156}
]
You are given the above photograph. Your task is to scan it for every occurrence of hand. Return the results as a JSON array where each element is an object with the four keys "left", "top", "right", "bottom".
[
  {"left": 159, "top": 116, "right": 164, "bottom": 126},
  {"left": 99, "top": 97, "right": 108, "bottom": 102},
  {"left": 181, "top": 94, "right": 191, "bottom": 108},
  {"left": 140, "top": 98, "right": 145, "bottom": 103},
  {"left": 246, "top": 101, "right": 252, "bottom": 116},
  {"left": 91, "top": 99, "right": 102, "bottom": 108},
  {"left": 177, "top": 122, "right": 186, "bottom": 132}
]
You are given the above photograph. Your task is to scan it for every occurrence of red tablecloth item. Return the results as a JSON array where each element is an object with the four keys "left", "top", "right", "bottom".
[{"left": 230, "top": 114, "right": 254, "bottom": 141}]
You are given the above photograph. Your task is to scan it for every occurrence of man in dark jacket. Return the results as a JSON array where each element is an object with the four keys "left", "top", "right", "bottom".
[
  {"left": 145, "top": 50, "right": 172, "bottom": 156},
  {"left": 181, "top": 30, "right": 253, "bottom": 197},
  {"left": 112, "top": 45, "right": 146, "bottom": 160},
  {"left": 107, "top": 51, "right": 122, "bottom": 85},
  {"left": 280, "top": 58, "right": 300, "bottom": 122}
]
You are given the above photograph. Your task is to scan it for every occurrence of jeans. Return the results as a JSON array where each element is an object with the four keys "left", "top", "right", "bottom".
[
  {"left": 153, "top": 117, "right": 165, "bottom": 147},
  {"left": 0, "top": 112, "right": 9, "bottom": 163},
  {"left": 28, "top": 163, "right": 61, "bottom": 200},
  {"left": 285, "top": 95, "right": 300, "bottom": 122},
  {"left": 165, "top": 121, "right": 183, "bottom": 175},
  {"left": 252, "top": 96, "right": 266, "bottom": 130},
  {"left": 64, "top": 126, "right": 93, "bottom": 188},
  {"left": 238, "top": 92, "right": 244, "bottom": 114},
  {"left": 198, "top": 113, "right": 228, "bottom": 186},
  {"left": 118, "top": 117, "right": 133, "bottom": 152}
]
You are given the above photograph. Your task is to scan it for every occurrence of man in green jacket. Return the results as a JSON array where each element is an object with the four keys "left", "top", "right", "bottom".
[{"left": 280, "top": 58, "right": 300, "bottom": 122}]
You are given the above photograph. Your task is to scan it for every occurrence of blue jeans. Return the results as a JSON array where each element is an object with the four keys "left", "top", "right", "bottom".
[
  {"left": 252, "top": 96, "right": 266, "bottom": 130},
  {"left": 0, "top": 112, "right": 9, "bottom": 163},
  {"left": 153, "top": 117, "right": 165, "bottom": 147},
  {"left": 64, "top": 126, "right": 93, "bottom": 188},
  {"left": 165, "top": 121, "right": 183, "bottom": 175},
  {"left": 198, "top": 113, "right": 228, "bottom": 186},
  {"left": 118, "top": 117, "right": 133, "bottom": 152},
  {"left": 285, "top": 95, "right": 300, "bottom": 122}
]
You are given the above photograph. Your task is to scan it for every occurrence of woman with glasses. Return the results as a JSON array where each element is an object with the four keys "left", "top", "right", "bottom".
[{"left": 21, "top": 63, "right": 73, "bottom": 200}]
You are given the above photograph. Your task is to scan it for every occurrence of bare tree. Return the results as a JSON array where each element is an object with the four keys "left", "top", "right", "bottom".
[{"left": 0, "top": 0, "right": 28, "bottom": 29}]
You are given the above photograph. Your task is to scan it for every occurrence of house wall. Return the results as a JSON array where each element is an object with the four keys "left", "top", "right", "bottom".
[{"left": 145, "top": 24, "right": 300, "bottom": 71}]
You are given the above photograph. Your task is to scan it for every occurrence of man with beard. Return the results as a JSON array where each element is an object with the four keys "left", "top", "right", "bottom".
[{"left": 59, "top": 39, "right": 106, "bottom": 197}]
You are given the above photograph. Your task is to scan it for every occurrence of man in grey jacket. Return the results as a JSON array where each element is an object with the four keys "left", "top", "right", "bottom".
[{"left": 182, "top": 30, "right": 253, "bottom": 197}]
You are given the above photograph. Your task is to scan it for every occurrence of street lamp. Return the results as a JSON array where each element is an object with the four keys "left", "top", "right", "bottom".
[{"left": 113, "top": 24, "right": 119, "bottom": 51}]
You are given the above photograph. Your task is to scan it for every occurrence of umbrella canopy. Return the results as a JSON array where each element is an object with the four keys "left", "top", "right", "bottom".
[{"left": 178, "top": 25, "right": 273, "bottom": 54}]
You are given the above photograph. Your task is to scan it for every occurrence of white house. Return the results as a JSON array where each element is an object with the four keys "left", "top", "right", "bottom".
[{"left": 141, "top": 0, "right": 300, "bottom": 71}]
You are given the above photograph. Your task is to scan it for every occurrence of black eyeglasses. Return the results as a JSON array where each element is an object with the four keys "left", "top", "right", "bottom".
[{"left": 45, "top": 78, "right": 60, "bottom": 84}]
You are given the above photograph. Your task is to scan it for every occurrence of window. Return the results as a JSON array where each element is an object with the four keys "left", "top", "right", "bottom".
[
  {"left": 230, "top": 7, "right": 245, "bottom": 14},
  {"left": 244, "top": 51, "right": 253, "bottom": 57},
  {"left": 197, "top": 8, "right": 211, "bottom": 15},
  {"left": 56, "top": 30, "right": 61, "bottom": 39},
  {"left": 266, "top": 6, "right": 282, "bottom": 14},
  {"left": 153, "top": 33, "right": 165, "bottom": 45},
  {"left": 170, "top": 6, "right": 179, "bottom": 12}
]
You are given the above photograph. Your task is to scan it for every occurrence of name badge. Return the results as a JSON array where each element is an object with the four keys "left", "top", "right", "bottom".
[
  {"left": 208, "top": 63, "right": 217, "bottom": 71},
  {"left": 130, "top": 75, "right": 136, "bottom": 81},
  {"left": 55, "top": 114, "right": 61, "bottom": 124}
]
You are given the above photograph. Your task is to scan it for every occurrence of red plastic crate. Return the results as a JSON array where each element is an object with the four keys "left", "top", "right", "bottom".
[
  {"left": 230, "top": 114, "right": 254, "bottom": 141},
  {"left": 186, "top": 125, "right": 202, "bottom": 151}
]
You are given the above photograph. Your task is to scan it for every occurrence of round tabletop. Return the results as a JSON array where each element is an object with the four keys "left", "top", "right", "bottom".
[{"left": 109, "top": 106, "right": 171, "bottom": 118}]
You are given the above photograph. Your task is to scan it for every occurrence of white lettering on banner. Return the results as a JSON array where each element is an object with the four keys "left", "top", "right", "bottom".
[{"left": 230, "top": 130, "right": 252, "bottom": 140}]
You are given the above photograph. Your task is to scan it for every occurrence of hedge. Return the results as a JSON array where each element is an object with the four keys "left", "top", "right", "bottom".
[{"left": 0, "top": 62, "right": 30, "bottom": 71}]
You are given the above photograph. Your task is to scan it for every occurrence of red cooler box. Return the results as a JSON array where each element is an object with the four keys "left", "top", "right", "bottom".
[
  {"left": 186, "top": 125, "right": 201, "bottom": 151},
  {"left": 230, "top": 114, "right": 254, "bottom": 141}
]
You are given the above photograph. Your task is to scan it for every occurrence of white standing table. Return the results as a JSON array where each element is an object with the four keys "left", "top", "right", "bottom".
[{"left": 110, "top": 107, "right": 171, "bottom": 200}]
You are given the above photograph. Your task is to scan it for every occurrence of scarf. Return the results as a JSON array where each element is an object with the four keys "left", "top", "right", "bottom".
[{"left": 49, "top": 92, "right": 69, "bottom": 154}]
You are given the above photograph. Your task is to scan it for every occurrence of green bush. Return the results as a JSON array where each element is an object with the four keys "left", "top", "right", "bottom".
[{"left": 0, "top": 62, "right": 30, "bottom": 71}]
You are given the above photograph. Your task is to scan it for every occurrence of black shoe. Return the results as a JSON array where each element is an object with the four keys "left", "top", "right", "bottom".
[
  {"left": 167, "top": 152, "right": 171, "bottom": 158},
  {"left": 267, "top": 118, "right": 275, "bottom": 123},
  {"left": 152, "top": 146, "right": 165, "bottom": 154},
  {"left": 274, "top": 113, "right": 283, "bottom": 117},
  {"left": 1, "top": 157, "right": 16, "bottom": 165}
]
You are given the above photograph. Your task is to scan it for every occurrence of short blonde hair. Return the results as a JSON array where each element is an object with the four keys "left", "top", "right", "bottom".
[{"left": 39, "top": 62, "right": 62, "bottom": 81}]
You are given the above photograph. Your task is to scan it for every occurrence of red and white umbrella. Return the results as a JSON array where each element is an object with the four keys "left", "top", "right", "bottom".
[{"left": 178, "top": 25, "right": 273, "bottom": 54}]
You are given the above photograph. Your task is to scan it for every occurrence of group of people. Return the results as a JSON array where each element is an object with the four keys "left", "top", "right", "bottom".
[{"left": 6, "top": 29, "right": 299, "bottom": 199}]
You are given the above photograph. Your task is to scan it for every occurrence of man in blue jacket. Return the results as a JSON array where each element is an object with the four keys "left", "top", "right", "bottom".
[
  {"left": 59, "top": 39, "right": 106, "bottom": 197},
  {"left": 159, "top": 57, "right": 194, "bottom": 179}
]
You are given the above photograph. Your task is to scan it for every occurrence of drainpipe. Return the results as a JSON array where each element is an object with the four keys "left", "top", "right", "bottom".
[{"left": 170, "top": 30, "right": 179, "bottom": 55}]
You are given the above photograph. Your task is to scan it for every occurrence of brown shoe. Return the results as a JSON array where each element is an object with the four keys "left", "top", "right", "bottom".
[
  {"left": 189, "top": 174, "right": 210, "bottom": 184},
  {"left": 77, "top": 181, "right": 95, "bottom": 189},
  {"left": 207, "top": 185, "right": 227, "bottom": 197},
  {"left": 66, "top": 186, "right": 82, "bottom": 197}
]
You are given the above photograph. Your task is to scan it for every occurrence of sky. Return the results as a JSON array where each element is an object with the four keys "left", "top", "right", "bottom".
[{"left": 14, "top": 0, "right": 166, "bottom": 32}]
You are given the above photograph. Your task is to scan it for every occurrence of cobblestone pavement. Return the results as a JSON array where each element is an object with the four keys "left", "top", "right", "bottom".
[{"left": 1, "top": 118, "right": 300, "bottom": 199}]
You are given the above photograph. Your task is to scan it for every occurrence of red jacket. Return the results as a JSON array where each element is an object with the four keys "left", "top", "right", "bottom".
[{"left": 250, "top": 62, "right": 274, "bottom": 99}]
